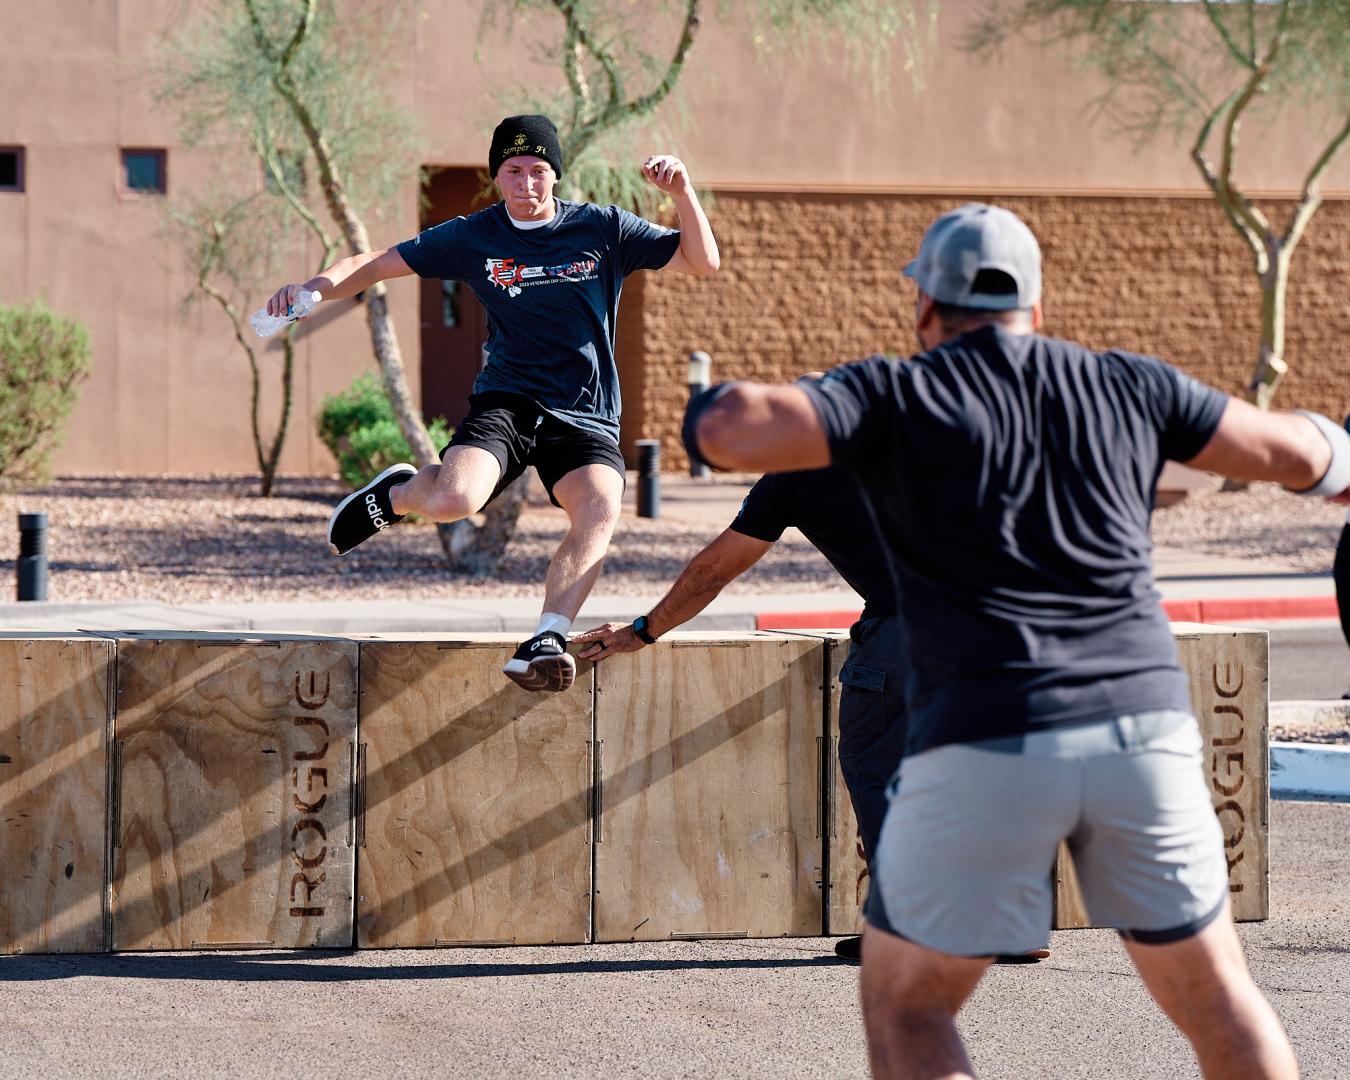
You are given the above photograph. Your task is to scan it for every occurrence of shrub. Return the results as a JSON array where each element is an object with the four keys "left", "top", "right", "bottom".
[
  {"left": 0, "top": 301, "right": 92, "bottom": 484},
  {"left": 317, "top": 372, "right": 450, "bottom": 489}
]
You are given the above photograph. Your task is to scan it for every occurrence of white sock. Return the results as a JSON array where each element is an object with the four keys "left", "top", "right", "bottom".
[{"left": 535, "top": 612, "right": 573, "bottom": 638}]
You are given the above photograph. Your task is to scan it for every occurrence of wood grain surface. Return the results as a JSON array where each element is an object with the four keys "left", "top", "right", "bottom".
[
  {"left": 594, "top": 633, "right": 823, "bottom": 941},
  {"left": 111, "top": 638, "right": 357, "bottom": 950},
  {"left": 1055, "top": 624, "right": 1270, "bottom": 928},
  {"left": 356, "top": 641, "right": 593, "bottom": 948},
  {"left": 0, "top": 638, "right": 113, "bottom": 954}
]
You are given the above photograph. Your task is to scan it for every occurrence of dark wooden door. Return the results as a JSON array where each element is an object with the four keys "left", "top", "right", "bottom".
[{"left": 419, "top": 167, "right": 495, "bottom": 427}]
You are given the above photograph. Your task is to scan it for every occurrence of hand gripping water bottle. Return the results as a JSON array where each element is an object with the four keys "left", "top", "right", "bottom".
[{"left": 250, "top": 289, "right": 322, "bottom": 338}]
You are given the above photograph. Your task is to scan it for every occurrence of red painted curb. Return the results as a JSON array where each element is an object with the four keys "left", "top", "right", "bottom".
[{"left": 756, "top": 596, "right": 1340, "bottom": 631}]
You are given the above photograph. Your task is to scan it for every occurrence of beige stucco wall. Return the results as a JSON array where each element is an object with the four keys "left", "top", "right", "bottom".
[{"left": 0, "top": 0, "right": 1347, "bottom": 475}]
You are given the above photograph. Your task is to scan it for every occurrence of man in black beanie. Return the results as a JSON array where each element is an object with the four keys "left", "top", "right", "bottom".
[{"left": 265, "top": 114, "right": 718, "bottom": 693}]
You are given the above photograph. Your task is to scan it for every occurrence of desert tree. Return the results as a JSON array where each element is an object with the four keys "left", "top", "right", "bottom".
[{"left": 968, "top": 0, "right": 1350, "bottom": 408}]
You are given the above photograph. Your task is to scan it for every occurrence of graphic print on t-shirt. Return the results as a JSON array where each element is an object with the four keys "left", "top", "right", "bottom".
[{"left": 484, "top": 250, "right": 602, "bottom": 298}]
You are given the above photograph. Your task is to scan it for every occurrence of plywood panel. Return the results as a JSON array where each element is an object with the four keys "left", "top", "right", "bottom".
[
  {"left": 111, "top": 638, "right": 357, "bottom": 950},
  {"left": 1055, "top": 624, "right": 1269, "bottom": 928},
  {"left": 823, "top": 635, "right": 872, "bottom": 936},
  {"left": 594, "top": 633, "right": 823, "bottom": 941},
  {"left": 356, "top": 641, "right": 593, "bottom": 948},
  {"left": 0, "top": 639, "right": 113, "bottom": 954}
]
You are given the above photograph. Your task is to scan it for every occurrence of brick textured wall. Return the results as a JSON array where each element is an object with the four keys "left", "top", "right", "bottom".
[{"left": 626, "top": 191, "right": 1350, "bottom": 468}]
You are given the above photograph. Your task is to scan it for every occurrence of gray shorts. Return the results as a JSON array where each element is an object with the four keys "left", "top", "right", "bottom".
[{"left": 866, "top": 711, "right": 1229, "bottom": 957}]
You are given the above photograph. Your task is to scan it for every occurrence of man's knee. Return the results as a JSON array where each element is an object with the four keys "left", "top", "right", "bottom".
[{"left": 556, "top": 468, "right": 622, "bottom": 532}]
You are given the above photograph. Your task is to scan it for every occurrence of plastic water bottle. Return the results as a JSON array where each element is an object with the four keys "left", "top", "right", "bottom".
[{"left": 250, "top": 289, "right": 322, "bottom": 338}]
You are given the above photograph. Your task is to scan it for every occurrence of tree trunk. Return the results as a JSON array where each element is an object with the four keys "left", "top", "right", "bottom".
[{"left": 1246, "top": 246, "right": 1290, "bottom": 411}]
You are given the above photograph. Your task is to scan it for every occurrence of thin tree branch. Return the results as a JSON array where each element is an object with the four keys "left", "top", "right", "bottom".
[
  {"left": 278, "top": 0, "right": 316, "bottom": 69},
  {"left": 1191, "top": 90, "right": 1265, "bottom": 268},
  {"left": 1216, "top": 60, "right": 1276, "bottom": 259},
  {"left": 1201, "top": 0, "right": 1256, "bottom": 71},
  {"left": 254, "top": 126, "right": 339, "bottom": 262},
  {"left": 554, "top": 0, "right": 623, "bottom": 118},
  {"left": 1283, "top": 110, "right": 1350, "bottom": 253},
  {"left": 567, "top": 0, "right": 701, "bottom": 161}
]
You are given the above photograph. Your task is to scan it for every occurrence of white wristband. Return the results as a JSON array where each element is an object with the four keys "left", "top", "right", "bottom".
[{"left": 1292, "top": 411, "right": 1350, "bottom": 497}]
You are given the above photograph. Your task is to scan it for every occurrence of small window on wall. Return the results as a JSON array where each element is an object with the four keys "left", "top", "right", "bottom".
[
  {"left": 121, "top": 149, "right": 166, "bottom": 195},
  {"left": 0, "top": 148, "right": 23, "bottom": 192}
]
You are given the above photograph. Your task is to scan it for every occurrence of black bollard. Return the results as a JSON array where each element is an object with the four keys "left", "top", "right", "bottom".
[
  {"left": 17, "top": 512, "right": 48, "bottom": 601},
  {"left": 636, "top": 439, "right": 661, "bottom": 519},
  {"left": 687, "top": 351, "right": 712, "bottom": 479}
]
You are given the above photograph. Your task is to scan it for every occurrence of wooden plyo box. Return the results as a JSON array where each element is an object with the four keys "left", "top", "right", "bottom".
[
  {"left": 593, "top": 633, "right": 823, "bottom": 942},
  {"left": 766, "top": 629, "right": 866, "bottom": 936},
  {"left": 0, "top": 635, "right": 114, "bottom": 955},
  {"left": 356, "top": 637, "right": 593, "bottom": 948},
  {"left": 1055, "top": 623, "right": 1270, "bottom": 928},
  {"left": 111, "top": 634, "right": 357, "bottom": 950}
]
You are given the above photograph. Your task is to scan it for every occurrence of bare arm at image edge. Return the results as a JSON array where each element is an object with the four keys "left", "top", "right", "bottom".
[
  {"left": 1185, "top": 397, "right": 1339, "bottom": 494},
  {"left": 574, "top": 528, "right": 773, "bottom": 660}
]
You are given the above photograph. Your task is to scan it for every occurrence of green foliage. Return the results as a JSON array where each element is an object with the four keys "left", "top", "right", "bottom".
[
  {"left": 157, "top": 0, "right": 420, "bottom": 228},
  {"left": 318, "top": 373, "right": 451, "bottom": 490},
  {"left": 478, "top": 0, "right": 934, "bottom": 214},
  {"left": 0, "top": 301, "right": 92, "bottom": 485}
]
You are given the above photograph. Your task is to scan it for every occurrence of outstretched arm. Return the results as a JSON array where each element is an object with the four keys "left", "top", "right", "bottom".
[
  {"left": 1185, "top": 398, "right": 1343, "bottom": 494},
  {"left": 690, "top": 383, "right": 832, "bottom": 473},
  {"left": 575, "top": 527, "right": 772, "bottom": 660},
  {"left": 642, "top": 155, "right": 719, "bottom": 277},
  {"left": 264, "top": 246, "right": 415, "bottom": 317}
]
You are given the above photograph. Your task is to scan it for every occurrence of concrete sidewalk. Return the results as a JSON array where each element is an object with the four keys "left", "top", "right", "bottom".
[
  {"left": 0, "top": 552, "right": 1331, "bottom": 633},
  {"left": 0, "top": 471, "right": 1337, "bottom": 632}
]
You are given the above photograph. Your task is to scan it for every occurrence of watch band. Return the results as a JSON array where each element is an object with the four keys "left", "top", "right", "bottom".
[{"left": 632, "top": 614, "right": 658, "bottom": 644}]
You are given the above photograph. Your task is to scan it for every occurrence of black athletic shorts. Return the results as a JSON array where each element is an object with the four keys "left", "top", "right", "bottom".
[{"left": 443, "top": 391, "right": 626, "bottom": 509}]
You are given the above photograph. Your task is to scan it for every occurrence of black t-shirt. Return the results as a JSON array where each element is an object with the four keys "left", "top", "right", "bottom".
[
  {"left": 397, "top": 200, "right": 680, "bottom": 443},
  {"left": 730, "top": 467, "right": 896, "bottom": 620},
  {"left": 801, "top": 326, "right": 1228, "bottom": 754}
]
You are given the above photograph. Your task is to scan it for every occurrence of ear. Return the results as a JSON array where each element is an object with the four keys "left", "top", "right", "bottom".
[
  {"left": 1030, "top": 300, "right": 1044, "bottom": 331},
  {"left": 915, "top": 291, "right": 939, "bottom": 344}
]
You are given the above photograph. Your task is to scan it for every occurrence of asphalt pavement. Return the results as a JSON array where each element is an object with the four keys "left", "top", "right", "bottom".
[{"left": 2, "top": 800, "right": 1345, "bottom": 1080}]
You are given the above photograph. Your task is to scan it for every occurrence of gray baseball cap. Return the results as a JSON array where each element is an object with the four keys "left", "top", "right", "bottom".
[{"left": 903, "top": 203, "right": 1042, "bottom": 311}]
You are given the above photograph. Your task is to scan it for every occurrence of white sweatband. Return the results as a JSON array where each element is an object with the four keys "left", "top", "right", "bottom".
[{"left": 1292, "top": 411, "right": 1350, "bottom": 496}]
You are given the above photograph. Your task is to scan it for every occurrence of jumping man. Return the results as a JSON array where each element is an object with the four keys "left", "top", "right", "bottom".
[{"left": 265, "top": 115, "right": 719, "bottom": 692}]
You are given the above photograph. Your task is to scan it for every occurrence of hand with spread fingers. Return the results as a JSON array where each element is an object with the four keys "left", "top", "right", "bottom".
[
  {"left": 641, "top": 154, "right": 692, "bottom": 197},
  {"left": 574, "top": 621, "right": 644, "bottom": 662}
]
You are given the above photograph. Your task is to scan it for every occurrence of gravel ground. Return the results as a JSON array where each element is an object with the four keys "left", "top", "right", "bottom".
[
  {"left": 1151, "top": 481, "right": 1347, "bottom": 572},
  {"left": 0, "top": 474, "right": 836, "bottom": 603},
  {"left": 0, "top": 474, "right": 1340, "bottom": 604}
]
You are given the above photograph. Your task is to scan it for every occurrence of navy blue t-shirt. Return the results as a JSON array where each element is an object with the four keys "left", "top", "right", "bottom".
[
  {"left": 730, "top": 468, "right": 896, "bottom": 621},
  {"left": 801, "top": 327, "right": 1228, "bottom": 754},
  {"left": 397, "top": 200, "right": 680, "bottom": 442}
]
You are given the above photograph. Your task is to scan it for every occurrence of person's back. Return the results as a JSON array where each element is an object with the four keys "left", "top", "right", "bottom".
[
  {"left": 830, "top": 326, "right": 1224, "bottom": 751},
  {"left": 683, "top": 202, "right": 1316, "bottom": 1079}
]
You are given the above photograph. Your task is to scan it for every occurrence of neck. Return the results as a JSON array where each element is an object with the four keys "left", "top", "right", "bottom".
[{"left": 506, "top": 196, "right": 557, "bottom": 223}]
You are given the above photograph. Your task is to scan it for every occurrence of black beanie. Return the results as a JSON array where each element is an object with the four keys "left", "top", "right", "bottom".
[{"left": 489, "top": 115, "right": 564, "bottom": 180}]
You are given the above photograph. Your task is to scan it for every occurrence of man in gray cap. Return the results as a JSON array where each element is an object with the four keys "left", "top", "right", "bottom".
[{"left": 681, "top": 204, "right": 1321, "bottom": 1077}]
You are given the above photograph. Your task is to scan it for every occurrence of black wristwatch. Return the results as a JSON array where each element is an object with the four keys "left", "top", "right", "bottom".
[{"left": 631, "top": 614, "right": 658, "bottom": 645}]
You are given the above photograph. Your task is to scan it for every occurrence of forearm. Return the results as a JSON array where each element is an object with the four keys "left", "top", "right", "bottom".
[
  {"left": 302, "top": 251, "right": 387, "bottom": 302},
  {"left": 671, "top": 187, "right": 719, "bottom": 275},
  {"left": 646, "top": 561, "right": 737, "bottom": 638}
]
